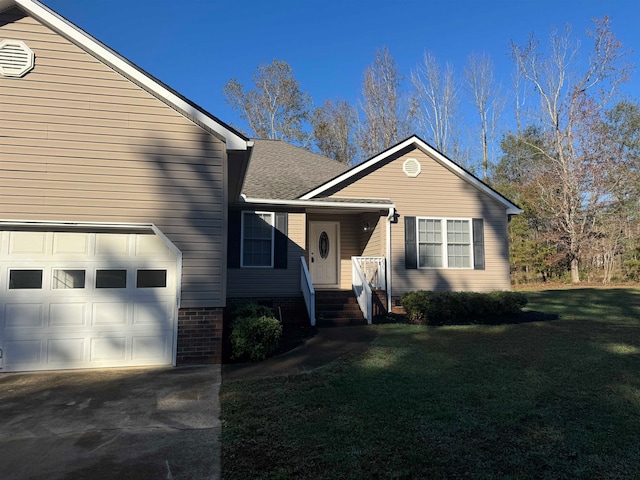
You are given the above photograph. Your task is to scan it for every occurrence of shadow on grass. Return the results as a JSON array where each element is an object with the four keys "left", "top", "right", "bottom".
[
  {"left": 374, "top": 310, "right": 559, "bottom": 325},
  {"left": 221, "top": 288, "right": 640, "bottom": 480}
]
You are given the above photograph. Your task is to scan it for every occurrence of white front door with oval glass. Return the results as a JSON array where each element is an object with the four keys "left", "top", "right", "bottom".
[{"left": 309, "top": 221, "right": 339, "bottom": 287}]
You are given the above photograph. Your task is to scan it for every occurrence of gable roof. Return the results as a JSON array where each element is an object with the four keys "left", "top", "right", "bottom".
[
  {"left": 242, "top": 139, "right": 349, "bottom": 200},
  {"left": 0, "top": 0, "right": 250, "bottom": 151},
  {"left": 300, "top": 135, "right": 523, "bottom": 215}
]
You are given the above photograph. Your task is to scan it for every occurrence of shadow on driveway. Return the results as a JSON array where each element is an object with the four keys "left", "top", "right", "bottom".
[{"left": 0, "top": 365, "right": 221, "bottom": 480}]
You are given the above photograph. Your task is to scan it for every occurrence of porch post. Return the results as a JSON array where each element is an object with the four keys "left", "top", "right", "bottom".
[{"left": 386, "top": 207, "right": 394, "bottom": 313}]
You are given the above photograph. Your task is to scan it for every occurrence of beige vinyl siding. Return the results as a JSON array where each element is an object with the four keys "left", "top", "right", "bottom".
[
  {"left": 0, "top": 9, "right": 227, "bottom": 307},
  {"left": 328, "top": 147, "right": 511, "bottom": 294},
  {"left": 360, "top": 212, "right": 386, "bottom": 257},
  {"left": 227, "top": 213, "right": 306, "bottom": 298}
]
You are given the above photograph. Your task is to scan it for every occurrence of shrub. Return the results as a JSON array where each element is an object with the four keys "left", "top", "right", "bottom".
[
  {"left": 400, "top": 290, "right": 528, "bottom": 326},
  {"left": 400, "top": 290, "right": 431, "bottom": 323},
  {"left": 230, "top": 315, "right": 283, "bottom": 362},
  {"left": 228, "top": 300, "right": 274, "bottom": 320}
]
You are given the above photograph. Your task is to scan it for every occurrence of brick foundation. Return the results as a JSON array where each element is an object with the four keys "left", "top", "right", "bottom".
[
  {"left": 177, "top": 307, "right": 223, "bottom": 364},
  {"left": 391, "top": 296, "right": 406, "bottom": 314}
]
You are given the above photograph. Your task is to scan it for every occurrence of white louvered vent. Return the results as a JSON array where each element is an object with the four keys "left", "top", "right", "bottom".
[
  {"left": 403, "top": 158, "right": 421, "bottom": 177},
  {"left": 0, "top": 40, "right": 35, "bottom": 78}
]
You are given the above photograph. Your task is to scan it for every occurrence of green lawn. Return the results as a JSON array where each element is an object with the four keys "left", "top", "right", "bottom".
[{"left": 221, "top": 288, "right": 640, "bottom": 479}]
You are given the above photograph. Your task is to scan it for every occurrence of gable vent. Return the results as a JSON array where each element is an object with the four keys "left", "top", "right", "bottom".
[
  {"left": 0, "top": 40, "right": 35, "bottom": 78},
  {"left": 403, "top": 158, "right": 421, "bottom": 177}
]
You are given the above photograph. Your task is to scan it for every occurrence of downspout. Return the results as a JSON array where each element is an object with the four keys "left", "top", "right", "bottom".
[{"left": 386, "top": 207, "right": 394, "bottom": 313}]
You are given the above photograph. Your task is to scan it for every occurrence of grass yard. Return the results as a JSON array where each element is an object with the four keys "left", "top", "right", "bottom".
[{"left": 221, "top": 288, "right": 640, "bottom": 479}]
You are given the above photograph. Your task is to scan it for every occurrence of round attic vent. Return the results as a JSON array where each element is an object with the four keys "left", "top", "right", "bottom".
[
  {"left": 403, "top": 158, "right": 421, "bottom": 177},
  {"left": 0, "top": 39, "right": 35, "bottom": 78}
]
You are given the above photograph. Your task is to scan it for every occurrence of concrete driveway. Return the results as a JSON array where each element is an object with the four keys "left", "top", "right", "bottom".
[{"left": 0, "top": 365, "right": 221, "bottom": 480}]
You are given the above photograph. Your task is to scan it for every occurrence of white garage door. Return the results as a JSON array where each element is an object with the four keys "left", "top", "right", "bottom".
[{"left": 0, "top": 230, "right": 178, "bottom": 372}]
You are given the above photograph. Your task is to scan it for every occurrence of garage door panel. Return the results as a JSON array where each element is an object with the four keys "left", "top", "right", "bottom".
[
  {"left": 0, "top": 231, "right": 178, "bottom": 372},
  {"left": 90, "top": 336, "right": 126, "bottom": 362},
  {"left": 4, "top": 338, "right": 42, "bottom": 365},
  {"left": 9, "top": 232, "right": 47, "bottom": 255},
  {"left": 49, "top": 303, "right": 86, "bottom": 327},
  {"left": 135, "top": 234, "right": 171, "bottom": 257},
  {"left": 132, "top": 334, "right": 171, "bottom": 361},
  {"left": 52, "top": 233, "right": 89, "bottom": 254},
  {"left": 92, "top": 302, "right": 129, "bottom": 326},
  {"left": 133, "top": 300, "right": 172, "bottom": 325},
  {"left": 47, "top": 338, "right": 84, "bottom": 364},
  {"left": 5, "top": 303, "right": 44, "bottom": 328},
  {"left": 95, "top": 234, "right": 129, "bottom": 255}
]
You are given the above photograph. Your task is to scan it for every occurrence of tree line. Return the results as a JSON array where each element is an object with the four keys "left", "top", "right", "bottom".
[{"left": 224, "top": 17, "right": 639, "bottom": 285}]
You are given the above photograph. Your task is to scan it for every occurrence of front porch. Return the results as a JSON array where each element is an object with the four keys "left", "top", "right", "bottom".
[
  {"left": 300, "top": 210, "right": 391, "bottom": 326},
  {"left": 301, "top": 253, "right": 388, "bottom": 327}
]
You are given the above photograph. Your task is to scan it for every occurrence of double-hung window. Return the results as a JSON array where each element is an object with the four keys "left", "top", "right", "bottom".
[
  {"left": 445, "top": 219, "right": 472, "bottom": 268},
  {"left": 241, "top": 211, "right": 275, "bottom": 267},
  {"left": 416, "top": 218, "right": 472, "bottom": 269},
  {"left": 417, "top": 219, "right": 443, "bottom": 267}
]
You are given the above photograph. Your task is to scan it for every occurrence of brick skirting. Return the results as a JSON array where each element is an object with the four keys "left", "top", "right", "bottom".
[
  {"left": 177, "top": 307, "right": 223, "bottom": 364},
  {"left": 391, "top": 296, "right": 406, "bottom": 314}
]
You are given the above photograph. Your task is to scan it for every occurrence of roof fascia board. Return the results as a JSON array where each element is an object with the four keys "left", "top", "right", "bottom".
[
  {"left": 11, "top": 0, "right": 249, "bottom": 151},
  {"left": 301, "top": 135, "right": 522, "bottom": 215},
  {"left": 241, "top": 197, "right": 395, "bottom": 210}
]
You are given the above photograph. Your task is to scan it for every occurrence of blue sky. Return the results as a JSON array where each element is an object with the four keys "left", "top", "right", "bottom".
[{"left": 46, "top": 0, "right": 639, "bottom": 145}]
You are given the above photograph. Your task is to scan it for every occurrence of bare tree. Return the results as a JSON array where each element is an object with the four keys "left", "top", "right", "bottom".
[
  {"left": 465, "top": 52, "right": 503, "bottom": 180},
  {"left": 357, "top": 47, "right": 413, "bottom": 158},
  {"left": 223, "top": 59, "right": 312, "bottom": 144},
  {"left": 311, "top": 99, "right": 357, "bottom": 164},
  {"left": 511, "top": 62, "right": 527, "bottom": 136},
  {"left": 511, "top": 17, "right": 631, "bottom": 283},
  {"left": 411, "top": 51, "right": 458, "bottom": 155}
]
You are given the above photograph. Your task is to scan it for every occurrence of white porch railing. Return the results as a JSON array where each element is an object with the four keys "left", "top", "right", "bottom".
[
  {"left": 354, "top": 256, "right": 387, "bottom": 290},
  {"left": 300, "top": 256, "right": 316, "bottom": 326},
  {"left": 352, "top": 257, "right": 373, "bottom": 324}
]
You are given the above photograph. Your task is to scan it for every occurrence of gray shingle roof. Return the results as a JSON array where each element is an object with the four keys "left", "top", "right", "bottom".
[{"left": 242, "top": 139, "right": 350, "bottom": 200}]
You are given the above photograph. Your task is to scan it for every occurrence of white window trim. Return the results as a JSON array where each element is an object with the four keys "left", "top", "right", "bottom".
[
  {"left": 240, "top": 211, "right": 275, "bottom": 268},
  {"left": 416, "top": 217, "right": 474, "bottom": 270}
]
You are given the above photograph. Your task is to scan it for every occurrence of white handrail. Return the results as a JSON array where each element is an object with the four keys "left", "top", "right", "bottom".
[
  {"left": 352, "top": 257, "right": 372, "bottom": 324},
  {"left": 353, "top": 256, "right": 386, "bottom": 290},
  {"left": 300, "top": 256, "right": 316, "bottom": 326}
]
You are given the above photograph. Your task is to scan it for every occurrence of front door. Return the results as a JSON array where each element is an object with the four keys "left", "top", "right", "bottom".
[{"left": 309, "top": 222, "right": 339, "bottom": 286}]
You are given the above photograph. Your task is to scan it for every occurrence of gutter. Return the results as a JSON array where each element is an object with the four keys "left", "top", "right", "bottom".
[{"left": 240, "top": 196, "right": 395, "bottom": 210}]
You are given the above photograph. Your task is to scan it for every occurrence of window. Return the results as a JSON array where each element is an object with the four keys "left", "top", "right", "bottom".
[
  {"left": 9, "top": 269, "right": 42, "bottom": 289},
  {"left": 53, "top": 269, "right": 85, "bottom": 289},
  {"left": 446, "top": 220, "right": 471, "bottom": 268},
  {"left": 136, "top": 269, "right": 167, "bottom": 288},
  {"left": 417, "top": 218, "right": 472, "bottom": 269},
  {"left": 418, "top": 219, "right": 442, "bottom": 268},
  {"left": 241, "top": 211, "right": 274, "bottom": 267},
  {"left": 96, "top": 269, "right": 127, "bottom": 288}
]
